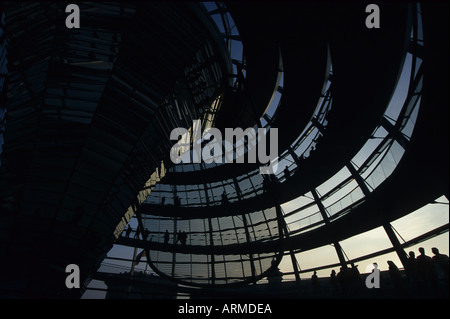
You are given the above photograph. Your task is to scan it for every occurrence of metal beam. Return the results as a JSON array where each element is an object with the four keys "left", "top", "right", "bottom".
[
  {"left": 276, "top": 204, "right": 301, "bottom": 282},
  {"left": 346, "top": 162, "right": 371, "bottom": 197},
  {"left": 311, "top": 116, "right": 326, "bottom": 134},
  {"left": 311, "top": 188, "right": 347, "bottom": 268},
  {"left": 233, "top": 178, "right": 257, "bottom": 282},
  {"left": 287, "top": 146, "right": 303, "bottom": 167},
  {"left": 383, "top": 222, "right": 409, "bottom": 271},
  {"left": 203, "top": 184, "right": 216, "bottom": 286},
  {"left": 380, "top": 116, "right": 409, "bottom": 149}
]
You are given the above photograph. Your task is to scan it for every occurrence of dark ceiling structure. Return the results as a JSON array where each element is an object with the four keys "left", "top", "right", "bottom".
[{"left": 0, "top": 2, "right": 448, "bottom": 298}]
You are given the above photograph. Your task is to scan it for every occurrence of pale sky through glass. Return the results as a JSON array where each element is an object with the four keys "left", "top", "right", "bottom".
[{"left": 82, "top": 195, "right": 449, "bottom": 299}]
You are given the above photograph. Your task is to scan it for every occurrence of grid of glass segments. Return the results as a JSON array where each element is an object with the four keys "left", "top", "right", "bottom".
[
  {"left": 144, "top": 69, "right": 331, "bottom": 207},
  {"left": 138, "top": 3, "right": 424, "bottom": 286},
  {"left": 146, "top": 18, "right": 422, "bottom": 232},
  {"left": 142, "top": 207, "right": 280, "bottom": 285}
]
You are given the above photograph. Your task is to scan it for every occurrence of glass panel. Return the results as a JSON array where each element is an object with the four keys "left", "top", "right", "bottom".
[
  {"left": 316, "top": 166, "right": 351, "bottom": 196},
  {"left": 384, "top": 54, "right": 413, "bottom": 122},
  {"left": 339, "top": 226, "right": 392, "bottom": 261},
  {"left": 281, "top": 191, "right": 315, "bottom": 214},
  {"left": 390, "top": 195, "right": 449, "bottom": 242},
  {"left": 295, "top": 244, "right": 340, "bottom": 278}
]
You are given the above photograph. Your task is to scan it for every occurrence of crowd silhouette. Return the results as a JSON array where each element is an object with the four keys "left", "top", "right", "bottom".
[
  {"left": 123, "top": 226, "right": 189, "bottom": 246},
  {"left": 325, "top": 263, "right": 364, "bottom": 297},
  {"left": 318, "top": 247, "right": 449, "bottom": 298},
  {"left": 404, "top": 247, "right": 449, "bottom": 297},
  {"left": 175, "top": 230, "right": 188, "bottom": 246},
  {"left": 123, "top": 226, "right": 447, "bottom": 298}
]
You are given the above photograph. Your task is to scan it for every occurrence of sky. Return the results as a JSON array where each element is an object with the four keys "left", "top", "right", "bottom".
[{"left": 281, "top": 195, "right": 449, "bottom": 279}]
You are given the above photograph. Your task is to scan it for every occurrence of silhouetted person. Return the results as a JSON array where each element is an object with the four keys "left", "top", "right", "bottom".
[
  {"left": 284, "top": 166, "right": 290, "bottom": 180},
  {"left": 161, "top": 197, "right": 165, "bottom": 205},
  {"left": 180, "top": 231, "right": 187, "bottom": 246},
  {"left": 407, "top": 251, "right": 417, "bottom": 271},
  {"left": 221, "top": 191, "right": 228, "bottom": 205},
  {"left": 330, "top": 270, "right": 339, "bottom": 296},
  {"left": 270, "top": 258, "right": 278, "bottom": 270},
  {"left": 174, "top": 196, "right": 181, "bottom": 207},
  {"left": 134, "top": 226, "right": 141, "bottom": 239},
  {"left": 387, "top": 260, "right": 403, "bottom": 294},
  {"left": 125, "top": 225, "right": 132, "bottom": 238},
  {"left": 311, "top": 271, "right": 320, "bottom": 294},
  {"left": 406, "top": 251, "right": 420, "bottom": 296},
  {"left": 431, "top": 247, "right": 449, "bottom": 279},
  {"left": 337, "top": 267, "right": 349, "bottom": 296},
  {"left": 175, "top": 230, "right": 182, "bottom": 244},
  {"left": 416, "top": 247, "right": 434, "bottom": 296},
  {"left": 164, "top": 230, "right": 170, "bottom": 244},
  {"left": 431, "top": 247, "right": 449, "bottom": 296},
  {"left": 350, "top": 263, "right": 363, "bottom": 293}
]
